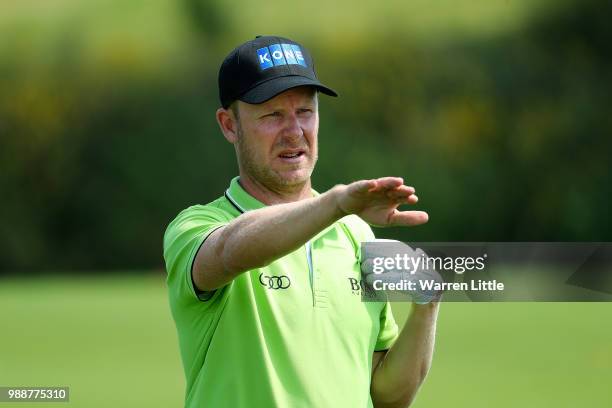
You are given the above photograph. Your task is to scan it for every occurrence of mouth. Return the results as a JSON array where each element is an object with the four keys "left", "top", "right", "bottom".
[{"left": 277, "top": 149, "right": 306, "bottom": 162}]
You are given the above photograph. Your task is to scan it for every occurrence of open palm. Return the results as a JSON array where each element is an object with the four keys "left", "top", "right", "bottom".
[{"left": 337, "top": 177, "right": 428, "bottom": 227}]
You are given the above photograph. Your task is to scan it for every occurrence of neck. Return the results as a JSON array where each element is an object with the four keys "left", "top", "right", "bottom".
[{"left": 238, "top": 173, "right": 313, "bottom": 205}]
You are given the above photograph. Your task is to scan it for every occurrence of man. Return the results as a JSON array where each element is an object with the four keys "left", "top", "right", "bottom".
[{"left": 164, "top": 35, "right": 439, "bottom": 408}]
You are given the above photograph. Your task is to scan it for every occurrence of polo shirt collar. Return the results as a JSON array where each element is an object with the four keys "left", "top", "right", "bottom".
[
  {"left": 224, "top": 176, "right": 342, "bottom": 244},
  {"left": 224, "top": 177, "right": 265, "bottom": 213},
  {"left": 224, "top": 176, "right": 321, "bottom": 213}
]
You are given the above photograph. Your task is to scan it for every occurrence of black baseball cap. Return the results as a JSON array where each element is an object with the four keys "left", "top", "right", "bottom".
[{"left": 218, "top": 35, "right": 338, "bottom": 108}]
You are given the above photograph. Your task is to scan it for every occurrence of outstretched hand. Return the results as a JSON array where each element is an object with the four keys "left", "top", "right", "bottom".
[{"left": 334, "top": 177, "right": 429, "bottom": 227}]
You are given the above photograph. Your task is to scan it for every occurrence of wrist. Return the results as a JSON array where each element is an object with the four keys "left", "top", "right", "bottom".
[
  {"left": 412, "top": 301, "right": 440, "bottom": 312},
  {"left": 325, "top": 185, "right": 349, "bottom": 220}
]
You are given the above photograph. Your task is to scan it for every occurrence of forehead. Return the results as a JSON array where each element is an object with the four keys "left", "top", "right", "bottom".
[{"left": 239, "top": 86, "right": 317, "bottom": 112}]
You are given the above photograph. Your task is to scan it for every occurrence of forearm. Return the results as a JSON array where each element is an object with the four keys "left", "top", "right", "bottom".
[
  {"left": 193, "top": 177, "right": 424, "bottom": 291},
  {"left": 194, "top": 187, "right": 345, "bottom": 290},
  {"left": 371, "top": 302, "right": 440, "bottom": 407},
  {"left": 218, "top": 186, "right": 344, "bottom": 274}
]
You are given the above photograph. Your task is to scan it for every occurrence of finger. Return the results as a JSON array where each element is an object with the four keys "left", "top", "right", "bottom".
[
  {"left": 391, "top": 194, "right": 418, "bottom": 205},
  {"left": 386, "top": 187, "right": 416, "bottom": 200},
  {"left": 388, "top": 185, "right": 415, "bottom": 196},
  {"left": 372, "top": 177, "right": 404, "bottom": 191},
  {"left": 388, "top": 210, "right": 429, "bottom": 227}
]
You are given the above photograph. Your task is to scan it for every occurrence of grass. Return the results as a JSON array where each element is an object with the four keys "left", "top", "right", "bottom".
[
  {"left": 396, "top": 302, "right": 612, "bottom": 407},
  {"left": 0, "top": 274, "right": 183, "bottom": 407},
  {"left": 1, "top": 274, "right": 610, "bottom": 407}
]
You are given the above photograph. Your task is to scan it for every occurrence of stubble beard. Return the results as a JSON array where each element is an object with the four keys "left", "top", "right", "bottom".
[{"left": 235, "top": 125, "right": 317, "bottom": 194}]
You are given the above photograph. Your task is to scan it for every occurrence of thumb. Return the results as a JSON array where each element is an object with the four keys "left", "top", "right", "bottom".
[{"left": 388, "top": 210, "right": 429, "bottom": 227}]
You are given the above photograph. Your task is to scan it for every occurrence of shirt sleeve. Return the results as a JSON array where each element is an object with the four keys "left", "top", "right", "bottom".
[
  {"left": 163, "top": 204, "right": 231, "bottom": 303},
  {"left": 375, "top": 301, "right": 399, "bottom": 351}
]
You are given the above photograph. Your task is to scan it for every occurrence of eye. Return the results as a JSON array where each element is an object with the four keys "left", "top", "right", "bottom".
[
  {"left": 261, "top": 111, "right": 281, "bottom": 119},
  {"left": 297, "top": 108, "right": 313, "bottom": 115}
]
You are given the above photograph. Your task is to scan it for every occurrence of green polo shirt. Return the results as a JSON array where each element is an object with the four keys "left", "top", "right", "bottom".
[{"left": 163, "top": 177, "right": 398, "bottom": 408}]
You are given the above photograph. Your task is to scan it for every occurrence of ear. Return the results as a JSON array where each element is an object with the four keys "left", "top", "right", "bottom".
[{"left": 216, "top": 107, "right": 239, "bottom": 143}]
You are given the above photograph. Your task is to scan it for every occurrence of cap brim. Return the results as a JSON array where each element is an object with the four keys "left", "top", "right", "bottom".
[{"left": 239, "top": 76, "right": 338, "bottom": 105}]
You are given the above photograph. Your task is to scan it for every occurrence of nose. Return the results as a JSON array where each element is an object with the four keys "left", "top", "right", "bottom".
[{"left": 281, "top": 113, "right": 304, "bottom": 142}]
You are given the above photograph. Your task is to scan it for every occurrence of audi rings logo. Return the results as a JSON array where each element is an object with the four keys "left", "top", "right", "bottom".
[{"left": 259, "top": 273, "right": 291, "bottom": 290}]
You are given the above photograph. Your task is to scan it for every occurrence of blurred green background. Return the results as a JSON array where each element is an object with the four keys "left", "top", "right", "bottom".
[
  {"left": 1, "top": 0, "right": 610, "bottom": 407},
  {"left": 1, "top": 277, "right": 610, "bottom": 407}
]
